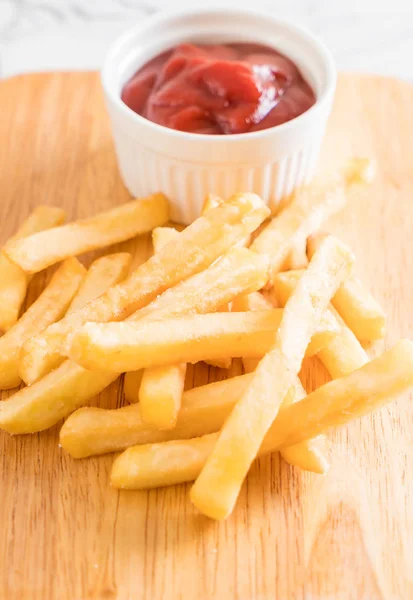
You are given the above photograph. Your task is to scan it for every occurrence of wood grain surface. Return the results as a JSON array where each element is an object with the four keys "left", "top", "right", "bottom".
[{"left": 0, "top": 72, "right": 412, "bottom": 600}]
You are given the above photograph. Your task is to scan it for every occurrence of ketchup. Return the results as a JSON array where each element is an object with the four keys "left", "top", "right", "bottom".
[{"left": 122, "top": 43, "right": 316, "bottom": 135}]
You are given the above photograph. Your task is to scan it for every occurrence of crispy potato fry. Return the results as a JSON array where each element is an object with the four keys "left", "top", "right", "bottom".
[
  {"left": 0, "top": 258, "right": 86, "bottom": 389},
  {"left": 4, "top": 194, "right": 169, "bottom": 274},
  {"left": 281, "top": 236, "right": 309, "bottom": 271},
  {"left": 278, "top": 378, "right": 330, "bottom": 474},
  {"left": 273, "top": 270, "right": 369, "bottom": 378},
  {"left": 190, "top": 236, "right": 353, "bottom": 520},
  {"left": 110, "top": 340, "right": 413, "bottom": 489},
  {"left": 67, "top": 253, "right": 131, "bottom": 313},
  {"left": 2, "top": 248, "right": 269, "bottom": 433},
  {"left": 124, "top": 370, "right": 144, "bottom": 404},
  {"left": 20, "top": 253, "right": 130, "bottom": 384},
  {"left": 308, "top": 234, "right": 386, "bottom": 340},
  {"left": 139, "top": 364, "right": 187, "bottom": 430},
  {"left": 0, "top": 360, "right": 115, "bottom": 434},
  {"left": 69, "top": 309, "right": 339, "bottom": 373},
  {"left": 0, "top": 206, "right": 66, "bottom": 332},
  {"left": 201, "top": 193, "right": 224, "bottom": 213},
  {"left": 201, "top": 195, "right": 234, "bottom": 368},
  {"left": 232, "top": 292, "right": 272, "bottom": 374},
  {"left": 139, "top": 226, "right": 186, "bottom": 429},
  {"left": 61, "top": 375, "right": 252, "bottom": 458},
  {"left": 20, "top": 194, "right": 269, "bottom": 384},
  {"left": 234, "top": 291, "right": 329, "bottom": 472},
  {"left": 250, "top": 160, "right": 366, "bottom": 282}
]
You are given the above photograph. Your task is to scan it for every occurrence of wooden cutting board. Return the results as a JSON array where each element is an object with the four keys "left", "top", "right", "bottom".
[{"left": 0, "top": 72, "right": 412, "bottom": 600}]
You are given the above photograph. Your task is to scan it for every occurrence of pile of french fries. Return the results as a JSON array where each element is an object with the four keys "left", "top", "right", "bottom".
[{"left": 1, "top": 159, "right": 412, "bottom": 521}]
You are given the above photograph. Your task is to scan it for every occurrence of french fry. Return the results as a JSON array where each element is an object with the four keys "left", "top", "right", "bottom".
[
  {"left": 139, "top": 226, "right": 186, "bottom": 429},
  {"left": 281, "top": 236, "right": 309, "bottom": 271},
  {"left": 20, "top": 253, "right": 131, "bottom": 384},
  {"left": 223, "top": 292, "right": 329, "bottom": 473},
  {"left": 67, "top": 253, "right": 131, "bottom": 313},
  {"left": 308, "top": 233, "right": 385, "bottom": 340},
  {"left": 250, "top": 159, "right": 367, "bottom": 282},
  {"left": 201, "top": 193, "right": 224, "bottom": 213},
  {"left": 69, "top": 309, "right": 339, "bottom": 373},
  {"left": 273, "top": 270, "right": 369, "bottom": 378},
  {"left": 61, "top": 375, "right": 252, "bottom": 458},
  {"left": 19, "top": 194, "right": 269, "bottom": 384},
  {"left": 1, "top": 248, "right": 269, "bottom": 433},
  {"left": 201, "top": 194, "right": 233, "bottom": 368},
  {"left": 0, "top": 258, "right": 86, "bottom": 389},
  {"left": 139, "top": 364, "right": 188, "bottom": 430},
  {"left": 0, "top": 360, "right": 116, "bottom": 434},
  {"left": 190, "top": 236, "right": 353, "bottom": 520},
  {"left": 110, "top": 340, "right": 413, "bottom": 490},
  {"left": 0, "top": 206, "right": 66, "bottom": 332},
  {"left": 124, "top": 370, "right": 144, "bottom": 404},
  {"left": 278, "top": 378, "right": 330, "bottom": 474},
  {"left": 4, "top": 194, "right": 169, "bottom": 274}
]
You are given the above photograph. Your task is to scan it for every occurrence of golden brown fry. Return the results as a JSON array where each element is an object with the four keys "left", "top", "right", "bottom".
[
  {"left": 0, "top": 206, "right": 66, "bottom": 332},
  {"left": 250, "top": 160, "right": 367, "bottom": 282},
  {"left": 273, "top": 270, "right": 369, "bottom": 378},
  {"left": 20, "top": 194, "right": 269, "bottom": 384},
  {"left": 0, "top": 360, "right": 115, "bottom": 434},
  {"left": 124, "top": 370, "right": 144, "bottom": 404},
  {"left": 139, "top": 364, "right": 187, "bottom": 430},
  {"left": 2, "top": 248, "right": 269, "bottom": 433},
  {"left": 190, "top": 236, "right": 353, "bottom": 520},
  {"left": 69, "top": 309, "right": 339, "bottom": 373},
  {"left": 235, "top": 291, "right": 328, "bottom": 473},
  {"left": 0, "top": 258, "right": 86, "bottom": 390},
  {"left": 20, "top": 253, "right": 131, "bottom": 384},
  {"left": 308, "top": 233, "right": 385, "bottom": 340},
  {"left": 278, "top": 378, "right": 330, "bottom": 474},
  {"left": 67, "top": 253, "right": 131, "bottom": 313},
  {"left": 61, "top": 375, "right": 251, "bottom": 458},
  {"left": 281, "top": 236, "right": 309, "bottom": 271},
  {"left": 4, "top": 194, "right": 169, "bottom": 274},
  {"left": 138, "top": 226, "right": 186, "bottom": 428},
  {"left": 201, "top": 193, "right": 224, "bottom": 213},
  {"left": 110, "top": 340, "right": 413, "bottom": 490}
]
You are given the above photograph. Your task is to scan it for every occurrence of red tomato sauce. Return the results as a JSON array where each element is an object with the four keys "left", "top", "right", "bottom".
[{"left": 121, "top": 43, "right": 316, "bottom": 135}]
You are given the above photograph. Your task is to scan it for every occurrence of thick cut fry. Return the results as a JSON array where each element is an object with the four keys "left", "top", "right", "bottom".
[
  {"left": 278, "top": 378, "right": 330, "bottom": 474},
  {"left": 139, "top": 226, "right": 186, "bottom": 428},
  {"left": 110, "top": 340, "right": 413, "bottom": 489},
  {"left": 67, "top": 253, "right": 131, "bottom": 313},
  {"left": 4, "top": 194, "right": 169, "bottom": 274},
  {"left": 307, "top": 234, "right": 386, "bottom": 340},
  {"left": 201, "top": 193, "right": 224, "bottom": 214},
  {"left": 139, "top": 364, "right": 187, "bottom": 430},
  {"left": 61, "top": 375, "right": 252, "bottom": 458},
  {"left": 281, "top": 236, "right": 309, "bottom": 271},
  {"left": 273, "top": 270, "right": 369, "bottom": 378},
  {"left": 190, "top": 236, "right": 353, "bottom": 520},
  {"left": 232, "top": 292, "right": 272, "bottom": 374},
  {"left": 201, "top": 196, "right": 233, "bottom": 368},
  {"left": 0, "top": 258, "right": 86, "bottom": 389},
  {"left": 0, "top": 360, "right": 115, "bottom": 434},
  {"left": 219, "top": 292, "right": 328, "bottom": 473},
  {"left": 20, "top": 194, "right": 269, "bottom": 384},
  {"left": 124, "top": 370, "right": 144, "bottom": 404},
  {"left": 250, "top": 160, "right": 366, "bottom": 282},
  {"left": 69, "top": 309, "right": 339, "bottom": 373},
  {"left": 0, "top": 206, "right": 66, "bottom": 332},
  {"left": 2, "top": 248, "right": 269, "bottom": 433}
]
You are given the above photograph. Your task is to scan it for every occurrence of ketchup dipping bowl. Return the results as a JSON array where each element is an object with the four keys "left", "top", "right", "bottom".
[{"left": 102, "top": 8, "right": 336, "bottom": 224}]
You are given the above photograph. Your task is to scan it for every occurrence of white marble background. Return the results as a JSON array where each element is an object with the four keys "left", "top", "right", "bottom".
[{"left": 0, "top": 0, "right": 412, "bottom": 79}]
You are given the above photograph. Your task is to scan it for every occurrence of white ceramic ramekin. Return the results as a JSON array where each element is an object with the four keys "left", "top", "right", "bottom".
[{"left": 102, "top": 8, "right": 336, "bottom": 224}]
